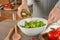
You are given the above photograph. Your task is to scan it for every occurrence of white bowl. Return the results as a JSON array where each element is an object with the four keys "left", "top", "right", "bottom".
[{"left": 17, "top": 18, "right": 48, "bottom": 36}]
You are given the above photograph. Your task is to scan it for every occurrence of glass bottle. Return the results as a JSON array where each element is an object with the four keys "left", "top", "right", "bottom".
[{"left": 21, "top": 9, "right": 31, "bottom": 18}]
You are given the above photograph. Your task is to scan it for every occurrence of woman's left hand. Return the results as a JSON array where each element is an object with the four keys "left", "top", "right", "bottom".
[{"left": 17, "top": 1, "right": 30, "bottom": 20}]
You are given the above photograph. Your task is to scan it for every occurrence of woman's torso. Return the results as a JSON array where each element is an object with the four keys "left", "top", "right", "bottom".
[{"left": 32, "top": 0, "right": 58, "bottom": 19}]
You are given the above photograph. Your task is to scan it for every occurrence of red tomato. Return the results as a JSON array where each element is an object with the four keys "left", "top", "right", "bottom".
[
  {"left": 4, "top": 4, "right": 12, "bottom": 8},
  {"left": 48, "top": 31, "right": 55, "bottom": 40},
  {"left": 48, "top": 31, "right": 59, "bottom": 40},
  {"left": 31, "top": 37, "right": 35, "bottom": 40},
  {"left": 48, "top": 27, "right": 60, "bottom": 40},
  {"left": 56, "top": 27, "right": 60, "bottom": 34}
]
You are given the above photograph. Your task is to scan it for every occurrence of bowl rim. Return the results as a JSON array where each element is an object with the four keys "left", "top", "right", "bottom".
[{"left": 17, "top": 17, "right": 48, "bottom": 29}]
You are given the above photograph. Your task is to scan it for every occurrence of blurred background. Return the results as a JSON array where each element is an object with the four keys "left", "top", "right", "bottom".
[{"left": 0, "top": 0, "right": 59, "bottom": 21}]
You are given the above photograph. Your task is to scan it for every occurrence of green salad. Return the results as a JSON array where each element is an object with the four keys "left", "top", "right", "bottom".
[{"left": 20, "top": 20, "right": 46, "bottom": 28}]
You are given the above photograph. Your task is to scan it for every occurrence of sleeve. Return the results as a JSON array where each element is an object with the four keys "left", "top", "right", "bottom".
[{"left": 56, "top": 0, "right": 60, "bottom": 8}]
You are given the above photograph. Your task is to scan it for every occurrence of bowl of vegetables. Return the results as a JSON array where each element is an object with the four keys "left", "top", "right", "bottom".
[{"left": 17, "top": 18, "right": 48, "bottom": 36}]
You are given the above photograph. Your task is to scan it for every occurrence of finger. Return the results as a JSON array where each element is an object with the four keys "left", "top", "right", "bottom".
[
  {"left": 48, "top": 8, "right": 55, "bottom": 19},
  {"left": 26, "top": 6, "right": 30, "bottom": 12},
  {"left": 17, "top": 8, "right": 23, "bottom": 19},
  {"left": 48, "top": 13, "right": 52, "bottom": 19},
  {"left": 53, "top": 17, "right": 59, "bottom": 23},
  {"left": 23, "top": 3, "right": 30, "bottom": 12},
  {"left": 48, "top": 14, "right": 54, "bottom": 21},
  {"left": 48, "top": 15, "right": 54, "bottom": 24}
]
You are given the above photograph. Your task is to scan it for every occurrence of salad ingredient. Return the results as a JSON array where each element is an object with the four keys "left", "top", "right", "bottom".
[
  {"left": 4, "top": 4, "right": 13, "bottom": 8},
  {"left": 4, "top": 4, "right": 13, "bottom": 10},
  {"left": 20, "top": 20, "right": 46, "bottom": 28},
  {"left": 48, "top": 31, "right": 58, "bottom": 40},
  {"left": 48, "top": 27, "right": 60, "bottom": 40},
  {"left": 31, "top": 37, "right": 35, "bottom": 40},
  {"left": 56, "top": 27, "right": 60, "bottom": 34}
]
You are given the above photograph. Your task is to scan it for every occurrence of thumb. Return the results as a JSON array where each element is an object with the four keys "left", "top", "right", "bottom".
[
  {"left": 17, "top": 8, "right": 23, "bottom": 19},
  {"left": 48, "top": 15, "right": 54, "bottom": 24}
]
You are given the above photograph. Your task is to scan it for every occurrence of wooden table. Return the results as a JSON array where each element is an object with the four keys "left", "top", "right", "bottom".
[
  {"left": 0, "top": 19, "right": 17, "bottom": 40},
  {"left": 0, "top": 19, "right": 39, "bottom": 40}
]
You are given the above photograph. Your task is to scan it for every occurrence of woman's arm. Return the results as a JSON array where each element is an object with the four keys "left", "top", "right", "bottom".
[
  {"left": 48, "top": 0, "right": 60, "bottom": 24},
  {"left": 17, "top": 0, "right": 30, "bottom": 19}
]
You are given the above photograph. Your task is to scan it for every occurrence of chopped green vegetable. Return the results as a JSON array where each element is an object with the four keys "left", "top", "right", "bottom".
[{"left": 20, "top": 20, "right": 46, "bottom": 28}]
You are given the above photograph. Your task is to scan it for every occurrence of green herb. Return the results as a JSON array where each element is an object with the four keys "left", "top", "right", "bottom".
[{"left": 20, "top": 20, "right": 46, "bottom": 28}]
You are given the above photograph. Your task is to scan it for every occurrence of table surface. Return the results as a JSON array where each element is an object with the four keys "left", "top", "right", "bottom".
[
  {"left": 0, "top": 19, "right": 39, "bottom": 40},
  {"left": 0, "top": 10, "right": 17, "bottom": 14}
]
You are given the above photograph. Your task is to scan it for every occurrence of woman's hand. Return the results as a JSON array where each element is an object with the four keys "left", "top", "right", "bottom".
[
  {"left": 17, "top": 2, "right": 30, "bottom": 20},
  {"left": 48, "top": 6, "right": 60, "bottom": 24}
]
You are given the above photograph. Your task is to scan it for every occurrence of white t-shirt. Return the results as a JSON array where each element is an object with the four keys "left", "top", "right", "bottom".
[{"left": 33, "top": 0, "right": 58, "bottom": 19}]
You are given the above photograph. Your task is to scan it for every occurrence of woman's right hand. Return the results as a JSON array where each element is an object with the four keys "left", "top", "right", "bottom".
[
  {"left": 48, "top": 6, "right": 60, "bottom": 24},
  {"left": 17, "top": 2, "right": 30, "bottom": 20}
]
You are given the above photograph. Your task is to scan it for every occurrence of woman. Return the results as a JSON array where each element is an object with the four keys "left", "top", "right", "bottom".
[{"left": 17, "top": 0, "right": 60, "bottom": 24}]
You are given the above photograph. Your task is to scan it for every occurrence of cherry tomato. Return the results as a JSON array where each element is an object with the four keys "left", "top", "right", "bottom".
[
  {"left": 4, "top": 4, "right": 12, "bottom": 8},
  {"left": 56, "top": 27, "right": 60, "bottom": 34},
  {"left": 48, "top": 31, "right": 55, "bottom": 40},
  {"left": 31, "top": 37, "right": 35, "bottom": 40},
  {"left": 48, "top": 27, "right": 60, "bottom": 40},
  {"left": 48, "top": 30, "right": 59, "bottom": 40}
]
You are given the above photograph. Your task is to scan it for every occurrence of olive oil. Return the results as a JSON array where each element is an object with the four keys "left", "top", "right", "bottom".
[{"left": 21, "top": 9, "right": 31, "bottom": 18}]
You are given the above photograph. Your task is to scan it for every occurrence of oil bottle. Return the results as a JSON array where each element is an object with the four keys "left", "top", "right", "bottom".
[{"left": 21, "top": 9, "right": 31, "bottom": 18}]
